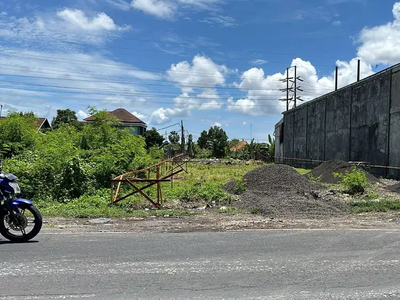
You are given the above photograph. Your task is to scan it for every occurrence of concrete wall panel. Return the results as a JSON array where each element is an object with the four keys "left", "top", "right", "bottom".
[{"left": 279, "top": 64, "right": 396, "bottom": 177}]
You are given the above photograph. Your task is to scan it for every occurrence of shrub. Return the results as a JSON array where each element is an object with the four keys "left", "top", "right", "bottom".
[
  {"left": 307, "top": 173, "right": 322, "bottom": 182},
  {"left": 234, "top": 178, "right": 246, "bottom": 194},
  {"left": 334, "top": 167, "right": 367, "bottom": 195}
]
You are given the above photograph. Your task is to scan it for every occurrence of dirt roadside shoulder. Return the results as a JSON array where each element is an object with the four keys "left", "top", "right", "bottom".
[{"left": 41, "top": 211, "right": 400, "bottom": 234}]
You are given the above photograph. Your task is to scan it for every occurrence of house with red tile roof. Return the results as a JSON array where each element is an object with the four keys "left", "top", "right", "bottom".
[
  {"left": 84, "top": 108, "right": 147, "bottom": 135},
  {"left": 230, "top": 140, "right": 248, "bottom": 152}
]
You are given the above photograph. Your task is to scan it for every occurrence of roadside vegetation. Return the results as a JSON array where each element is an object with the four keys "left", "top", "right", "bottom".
[
  {"left": 3, "top": 109, "right": 400, "bottom": 219},
  {"left": 0, "top": 109, "right": 262, "bottom": 218}
]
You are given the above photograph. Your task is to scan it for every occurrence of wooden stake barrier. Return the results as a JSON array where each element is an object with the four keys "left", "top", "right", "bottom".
[{"left": 111, "top": 155, "right": 188, "bottom": 209}]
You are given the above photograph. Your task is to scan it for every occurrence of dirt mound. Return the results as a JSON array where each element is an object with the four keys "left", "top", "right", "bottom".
[
  {"left": 308, "top": 160, "right": 378, "bottom": 184},
  {"left": 231, "top": 164, "right": 347, "bottom": 218},
  {"left": 387, "top": 182, "right": 400, "bottom": 193}
]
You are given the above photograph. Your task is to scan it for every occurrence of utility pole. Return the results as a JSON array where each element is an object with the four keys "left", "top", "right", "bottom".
[
  {"left": 180, "top": 120, "right": 185, "bottom": 154},
  {"left": 0, "top": 105, "right": 3, "bottom": 117},
  {"left": 279, "top": 68, "right": 293, "bottom": 111},
  {"left": 357, "top": 59, "right": 361, "bottom": 82},
  {"left": 335, "top": 66, "right": 338, "bottom": 91}
]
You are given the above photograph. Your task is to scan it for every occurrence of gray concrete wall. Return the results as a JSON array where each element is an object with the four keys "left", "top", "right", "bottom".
[
  {"left": 389, "top": 66, "right": 400, "bottom": 178},
  {"left": 276, "top": 64, "right": 399, "bottom": 178},
  {"left": 274, "top": 119, "right": 284, "bottom": 164}
]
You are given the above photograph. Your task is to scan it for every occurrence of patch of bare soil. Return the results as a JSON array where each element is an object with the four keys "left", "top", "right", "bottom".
[{"left": 42, "top": 211, "right": 400, "bottom": 234}]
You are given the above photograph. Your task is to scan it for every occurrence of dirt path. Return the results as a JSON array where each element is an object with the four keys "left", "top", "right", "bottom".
[{"left": 42, "top": 211, "right": 400, "bottom": 234}]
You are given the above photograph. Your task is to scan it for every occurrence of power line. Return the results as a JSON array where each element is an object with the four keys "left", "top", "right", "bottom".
[
  {"left": 0, "top": 64, "right": 336, "bottom": 93},
  {"left": 0, "top": 80, "right": 291, "bottom": 100},
  {"left": 0, "top": 86, "right": 290, "bottom": 108},
  {"left": 0, "top": 52, "right": 338, "bottom": 80},
  {"left": 156, "top": 123, "right": 180, "bottom": 132}
]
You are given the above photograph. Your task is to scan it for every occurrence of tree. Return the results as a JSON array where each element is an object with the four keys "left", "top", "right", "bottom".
[
  {"left": 208, "top": 126, "right": 228, "bottom": 158},
  {"left": 266, "top": 134, "right": 275, "bottom": 162},
  {"left": 143, "top": 127, "right": 164, "bottom": 149},
  {"left": 168, "top": 131, "right": 180, "bottom": 144},
  {"left": 0, "top": 112, "right": 37, "bottom": 157},
  {"left": 197, "top": 130, "right": 209, "bottom": 149},
  {"left": 51, "top": 109, "right": 78, "bottom": 129}
]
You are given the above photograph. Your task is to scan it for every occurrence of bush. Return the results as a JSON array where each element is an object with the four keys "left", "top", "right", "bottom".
[
  {"left": 334, "top": 167, "right": 367, "bottom": 195},
  {"left": 234, "top": 178, "right": 246, "bottom": 194}
]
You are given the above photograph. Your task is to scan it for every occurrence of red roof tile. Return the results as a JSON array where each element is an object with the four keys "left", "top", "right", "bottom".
[{"left": 230, "top": 140, "right": 248, "bottom": 152}]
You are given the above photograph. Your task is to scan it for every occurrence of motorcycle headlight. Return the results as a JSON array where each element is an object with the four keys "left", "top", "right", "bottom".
[{"left": 8, "top": 182, "right": 21, "bottom": 194}]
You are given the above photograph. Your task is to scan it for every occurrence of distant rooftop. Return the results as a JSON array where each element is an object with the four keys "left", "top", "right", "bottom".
[
  {"left": 83, "top": 108, "right": 145, "bottom": 124},
  {"left": 0, "top": 116, "right": 51, "bottom": 131}
]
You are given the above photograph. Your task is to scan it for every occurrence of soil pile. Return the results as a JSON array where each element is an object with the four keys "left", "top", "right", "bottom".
[
  {"left": 387, "top": 182, "right": 400, "bottom": 193},
  {"left": 230, "top": 164, "right": 347, "bottom": 218},
  {"left": 308, "top": 160, "right": 378, "bottom": 184}
]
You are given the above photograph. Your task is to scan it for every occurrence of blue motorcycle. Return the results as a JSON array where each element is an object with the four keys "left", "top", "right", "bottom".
[{"left": 0, "top": 170, "right": 42, "bottom": 242}]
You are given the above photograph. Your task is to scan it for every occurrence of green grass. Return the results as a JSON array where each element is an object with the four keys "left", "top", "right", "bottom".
[
  {"left": 36, "top": 163, "right": 260, "bottom": 218},
  {"left": 161, "top": 163, "right": 258, "bottom": 204},
  {"left": 37, "top": 199, "right": 198, "bottom": 218},
  {"left": 295, "top": 168, "right": 311, "bottom": 175},
  {"left": 349, "top": 198, "right": 400, "bottom": 213}
]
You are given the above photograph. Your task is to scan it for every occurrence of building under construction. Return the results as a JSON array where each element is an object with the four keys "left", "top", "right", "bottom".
[{"left": 274, "top": 63, "right": 400, "bottom": 178}]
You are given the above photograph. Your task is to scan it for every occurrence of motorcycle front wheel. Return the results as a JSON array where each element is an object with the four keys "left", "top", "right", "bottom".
[{"left": 0, "top": 204, "right": 42, "bottom": 242}]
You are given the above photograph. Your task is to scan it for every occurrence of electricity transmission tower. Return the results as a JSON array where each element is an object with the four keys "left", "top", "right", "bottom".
[{"left": 280, "top": 66, "right": 304, "bottom": 111}]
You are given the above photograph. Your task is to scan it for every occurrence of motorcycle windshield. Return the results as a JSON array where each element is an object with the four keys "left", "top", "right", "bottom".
[{"left": 4, "top": 173, "right": 17, "bottom": 181}]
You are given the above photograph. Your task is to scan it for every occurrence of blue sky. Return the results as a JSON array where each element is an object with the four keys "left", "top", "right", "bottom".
[{"left": 0, "top": 0, "right": 399, "bottom": 142}]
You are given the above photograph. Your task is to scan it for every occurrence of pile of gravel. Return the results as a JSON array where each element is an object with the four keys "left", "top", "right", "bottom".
[
  {"left": 308, "top": 160, "right": 378, "bottom": 184},
  {"left": 229, "top": 164, "right": 347, "bottom": 218},
  {"left": 387, "top": 182, "right": 400, "bottom": 193}
]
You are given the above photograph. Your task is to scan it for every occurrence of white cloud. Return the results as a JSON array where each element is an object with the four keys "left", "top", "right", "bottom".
[
  {"left": 148, "top": 55, "right": 228, "bottom": 125},
  {"left": 132, "top": 111, "right": 146, "bottom": 120},
  {"left": 227, "top": 57, "right": 374, "bottom": 116},
  {"left": 201, "top": 15, "right": 236, "bottom": 27},
  {"left": 0, "top": 49, "right": 163, "bottom": 119},
  {"left": 148, "top": 107, "right": 188, "bottom": 125},
  {"left": 243, "top": 122, "right": 247, "bottom": 125},
  {"left": 332, "top": 20, "right": 341, "bottom": 26},
  {"left": 103, "top": 95, "right": 147, "bottom": 104},
  {"left": 57, "top": 9, "right": 129, "bottom": 31},
  {"left": 78, "top": 110, "right": 89, "bottom": 119},
  {"left": 212, "top": 122, "right": 222, "bottom": 127},
  {"left": 168, "top": 55, "right": 228, "bottom": 92},
  {"left": 0, "top": 9, "right": 128, "bottom": 46},
  {"left": 131, "top": 0, "right": 225, "bottom": 19},
  {"left": 251, "top": 59, "right": 268, "bottom": 66},
  {"left": 149, "top": 55, "right": 227, "bottom": 125},
  {"left": 106, "top": 0, "right": 131, "bottom": 10},
  {"left": 131, "top": 0, "right": 176, "bottom": 19},
  {"left": 357, "top": 1, "right": 400, "bottom": 65}
]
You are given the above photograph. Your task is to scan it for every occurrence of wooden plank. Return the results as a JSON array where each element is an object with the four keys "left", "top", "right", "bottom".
[
  {"left": 112, "top": 178, "right": 171, "bottom": 183},
  {"left": 114, "top": 182, "right": 122, "bottom": 202},
  {"left": 126, "top": 179, "right": 163, "bottom": 209},
  {"left": 114, "top": 169, "right": 185, "bottom": 203}
]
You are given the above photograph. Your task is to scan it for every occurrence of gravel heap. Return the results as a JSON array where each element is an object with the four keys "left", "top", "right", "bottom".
[
  {"left": 387, "top": 182, "right": 400, "bottom": 194},
  {"left": 230, "top": 164, "right": 347, "bottom": 218},
  {"left": 308, "top": 160, "right": 378, "bottom": 184}
]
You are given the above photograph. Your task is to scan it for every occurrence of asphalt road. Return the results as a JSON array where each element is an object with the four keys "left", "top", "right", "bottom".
[{"left": 1, "top": 229, "right": 400, "bottom": 299}]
